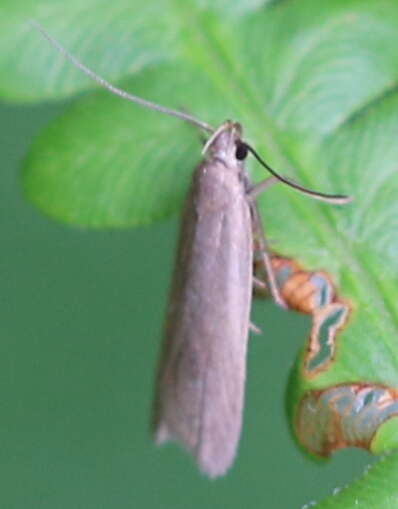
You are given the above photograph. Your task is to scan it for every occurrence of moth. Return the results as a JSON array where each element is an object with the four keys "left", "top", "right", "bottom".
[
  {"left": 151, "top": 121, "right": 350, "bottom": 477},
  {"left": 34, "top": 22, "right": 352, "bottom": 478}
]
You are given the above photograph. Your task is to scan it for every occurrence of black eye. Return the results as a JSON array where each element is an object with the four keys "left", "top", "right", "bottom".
[{"left": 235, "top": 143, "right": 248, "bottom": 161}]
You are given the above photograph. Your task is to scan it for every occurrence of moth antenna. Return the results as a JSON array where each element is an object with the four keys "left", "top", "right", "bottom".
[
  {"left": 243, "top": 143, "right": 352, "bottom": 205},
  {"left": 31, "top": 21, "right": 215, "bottom": 134}
]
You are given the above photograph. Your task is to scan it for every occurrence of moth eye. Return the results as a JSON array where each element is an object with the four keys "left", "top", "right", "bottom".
[{"left": 235, "top": 143, "right": 248, "bottom": 161}]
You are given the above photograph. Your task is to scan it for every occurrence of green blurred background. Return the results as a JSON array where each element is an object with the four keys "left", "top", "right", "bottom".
[{"left": 1, "top": 101, "right": 373, "bottom": 508}]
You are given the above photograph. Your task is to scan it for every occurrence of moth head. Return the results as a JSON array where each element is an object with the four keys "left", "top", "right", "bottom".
[{"left": 202, "top": 121, "right": 246, "bottom": 166}]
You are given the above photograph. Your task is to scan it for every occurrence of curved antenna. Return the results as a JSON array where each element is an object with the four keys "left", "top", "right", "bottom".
[
  {"left": 243, "top": 143, "right": 352, "bottom": 205},
  {"left": 31, "top": 21, "right": 215, "bottom": 134}
]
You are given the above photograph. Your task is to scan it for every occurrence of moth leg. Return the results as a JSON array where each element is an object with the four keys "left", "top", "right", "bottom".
[
  {"left": 253, "top": 276, "right": 266, "bottom": 289},
  {"left": 250, "top": 322, "right": 262, "bottom": 335},
  {"left": 247, "top": 176, "right": 278, "bottom": 199},
  {"left": 249, "top": 199, "right": 286, "bottom": 309}
]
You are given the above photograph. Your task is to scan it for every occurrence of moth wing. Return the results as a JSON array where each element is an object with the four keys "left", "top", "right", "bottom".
[{"left": 152, "top": 159, "right": 253, "bottom": 478}]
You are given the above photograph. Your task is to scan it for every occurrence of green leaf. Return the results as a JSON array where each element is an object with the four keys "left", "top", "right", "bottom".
[
  {"left": 0, "top": 0, "right": 273, "bottom": 102},
  {"left": 0, "top": 0, "right": 179, "bottom": 101},
  {"left": 192, "top": 0, "right": 273, "bottom": 17},
  {"left": 2, "top": 0, "right": 398, "bottom": 506},
  {"left": 22, "top": 63, "right": 235, "bottom": 227},
  {"left": 315, "top": 453, "right": 398, "bottom": 508}
]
